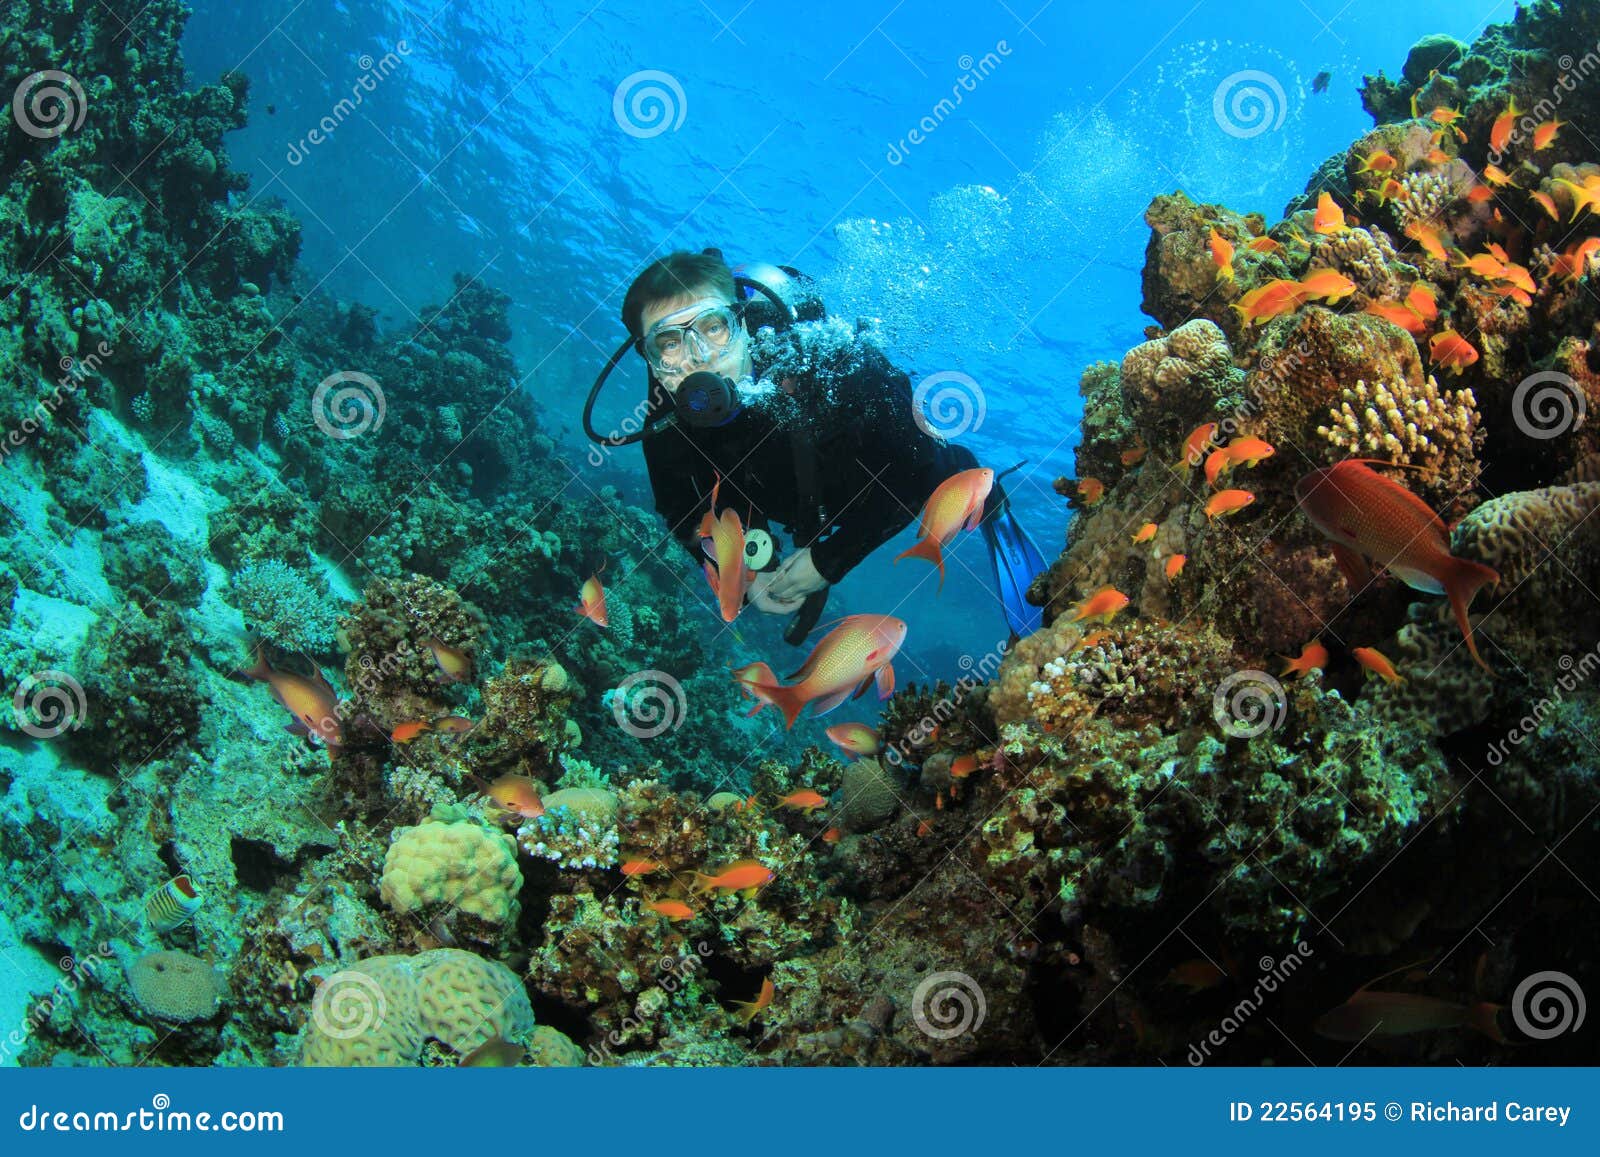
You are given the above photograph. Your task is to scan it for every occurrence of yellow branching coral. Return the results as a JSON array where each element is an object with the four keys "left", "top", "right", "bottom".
[{"left": 1318, "top": 375, "right": 1479, "bottom": 491}]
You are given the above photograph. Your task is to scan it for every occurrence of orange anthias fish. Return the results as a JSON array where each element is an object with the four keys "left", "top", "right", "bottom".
[
  {"left": 433, "top": 715, "right": 475, "bottom": 735},
  {"left": 949, "top": 753, "right": 980, "bottom": 779},
  {"left": 1297, "top": 268, "right": 1357, "bottom": 303},
  {"left": 1232, "top": 278, "right": 1307, "bottom": 326},
  {"left": 752, "top": 614, "right": 907, "bottom": 729},
  {"left": 391, "top": 719, "right": 432, "bottom": 744},
  {"left": 1204, "top": 489, "right": 1256, "bottom": 519},
  {"left": 1481, "top": 163, "right": 1512, "bottom": 188},
  {"left": 1164, "top": 553, "right": 1187, "bottom": 580},
  {"left": 699, "top": 476, "right": 753, "bottom": 622},
  {"left": 1207, "top": 436, "right": 1275, "bottom": 486},
  {"left": 643, "top": 899, "right": 696, "bottom": 921},
  {"left": 1530, "top": 190, "right": 1560, "bottom": 221},
  {"left": 1429, "top": 105, "right": 1467, "bottom": 141},
  {"left": 775, "top": 789, "right": 829, "bottom": 815},
  {"left": 731, "top": 977, "right": 775, "bottom": 1024},
  {"left": 1532, "top": 118, "right": 1564, "bottom": 150},
  {"left": 244, "top": 648, "right": 343, "bottom": 750},
  {"left": 1403, "top": 220, "right": 1451, "bottom": 262},
  {"left": 1280, "top": 638, "right": 1330, "bottom": 678},
  {"left": 422, "top": 637, "right": 472, "bottom": 683},
  {"left": 1314, "top": 985, "right": 1503, "bottom": 1043},
  {"left": 1073, "top": 627, "right": 1113, "bottom": 651},
  {"left": 1312, "top": 191, "right": 1347, "bottom": 234},
  {"left": 1131, "top": 521, "right": 1158, "bottom": 544},
  {"left": 893, "top": 467, "right": 994, "bottom": 588},
  {"left": 1405, "top": 283, "right": 1438, "bottom": 321},
  {"left": 1428, "top": 329, "right": 1479, "bottom": 373},
  {"left": 1208, "top": 228, "right": 1235, "bottom": 281},
  {"left": 1120, "top": 439, "right": 1148, "bottom": 467},
  {"left": 824, "top": 722, "right": 879, "bottom": 760},
  {"left": 1070, "top": 585, "right": 1130, "bottom": 624},
  {"left": 692, "top": 858, "right": 774, "bottom": 894},
  {"left": 1552, "top": 176, "right": 1600, "bottom": 221},
  {"left": 730, "top": 660, "right": 780, "bottom": 717},
  {"left": 1246, "top": 235, "right": 1283, "bottom": 254},
  {"left": 1453, "top": 249, "right": 1508, "bottom": 280},
  {"left": 1364, "top": 300, "right": 1428, "bottom": 334},
  {"left": 485, "top": 774, "right": 544, "bottom": 819},
  {"left": 576, "top": 567, "right": 608, "bottom": 627},
  {"left": 1183, "top": 422, "right": 1219, "bottom": 468},
  {"left": 1077, "top": 477, "right": 1106, "bottom": 505},
  {"left": 1352, "top": 646, "right": 1405, "bottom": 684},
  {"left": 1490, "top": 97, "right": 1519, "bottom": 155},
  {"left": 1164, "top": 958, "right": 1228, "bottom": 993},
  {"left": 1295, "top": 460, "right": 1500, "bottom": 671},
  {"left": 1550, "top": 235, "right": 1600, "bottom": 282},
  {"left": 821, "top": 827, "right": 841, "bottom": 844},
  {"left": 1356, "top": 148, "right": 1398, "bottom": 175},
  {"left": 620, "top": 858, "right": 663, "bottom": 876}
]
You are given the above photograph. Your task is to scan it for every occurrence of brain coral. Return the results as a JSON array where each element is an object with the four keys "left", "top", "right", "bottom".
[
  {"left": 298, "top": 949, "right": 533, "bottom": 1066},
  {"left": 380, "top": 812, "right": 521, "bottom": 924},
  {"left": 1119, "top": 319, "right": 1245, "bottom": 446},
  {"left": 127, "top": 950, "right": 224, "bottom": 1023},
  {"left": 837, "top": 758, "right": 901, "bottom": 832}
]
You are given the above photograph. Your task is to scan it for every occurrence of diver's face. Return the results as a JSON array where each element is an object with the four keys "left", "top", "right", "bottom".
[{"left": 639, "top": 290, "right": 751, "bottom": 390}]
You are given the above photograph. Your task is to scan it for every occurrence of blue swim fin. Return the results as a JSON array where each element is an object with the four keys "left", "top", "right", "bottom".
[{"left": 981, "top": 499, "right": 1048, "bottom": 637}]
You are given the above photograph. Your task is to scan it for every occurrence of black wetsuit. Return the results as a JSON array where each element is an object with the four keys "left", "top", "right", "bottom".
[{"left": 642, "top": 344, "right": 989, "bottom": 583}]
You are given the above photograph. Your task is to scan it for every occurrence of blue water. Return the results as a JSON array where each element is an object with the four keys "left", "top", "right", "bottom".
[{"left": 182, "top": 0, "right": 1508, "bottom": 681}]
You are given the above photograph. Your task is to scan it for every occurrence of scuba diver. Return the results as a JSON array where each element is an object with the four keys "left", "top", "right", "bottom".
[{"left": 583, "top": 248, "right": 1048, "bottom": 645}]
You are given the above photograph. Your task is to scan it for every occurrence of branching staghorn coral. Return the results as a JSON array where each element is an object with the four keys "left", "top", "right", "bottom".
[{"left": 1318, "top": 375, "right": 1480, "bottom": 494}]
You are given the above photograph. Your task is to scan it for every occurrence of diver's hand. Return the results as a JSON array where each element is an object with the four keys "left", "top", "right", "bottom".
[
  {"left": 764, "top": 547, "right": 828, "bottom": 605},
  {"left": 747, "top": 569, "right": 804, "bottom": 615}
]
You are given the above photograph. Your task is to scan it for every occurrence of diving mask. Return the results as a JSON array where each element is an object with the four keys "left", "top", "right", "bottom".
[{"left": 640, "top": 299, "right": 743, "bottom": 377}]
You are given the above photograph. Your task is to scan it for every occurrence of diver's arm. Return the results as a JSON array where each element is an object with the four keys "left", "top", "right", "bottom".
[
  {"left": 805, "top": 352, "right": 943, "bottom": 583},
  {"left": 642, "top": 430, "right": 712, "bottom": 566}
]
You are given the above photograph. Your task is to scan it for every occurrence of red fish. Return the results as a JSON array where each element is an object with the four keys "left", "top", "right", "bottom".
[
  {"left": 699, "top": 476, "right": 753, "bottom": 622},
  {"left": 643, "top": 899, "right": 695, "bottom": 921},
  {"left": 1070, "top": 585, "right": 1129, "bottom": 624},
  {"left": 421, "top": 637, "right": 472, "bottom": 683},
  {"left": 731, "top": 977, "right": 775, "bottom": 1024},
  {"left": 1295, "top": 460, "right": 1499, "bottom": 671},
  {"left": 485, "top": 774, "right": 544, "bottom": 819},
  {"left": 576, "top": 565, "right": 608, "bottom": 627},
  {"left": 1131, "top": 521, "right": 1158, "bottom": 544},
  {"left": 692, "top": 859, "right": 774, "bottom": 894},
  {"left": 1312, "top": 191, "right": 1347, "bottom": 234},
  {"left": 1208, "top": 228, "right": 1235, "bottom": 281},
  {"left": 751, "top": 615, "right": 907, "bottom": 729},
  {"left": 390, "top": 719, "right": 432, "bottom": 743},
  {"left": 893, "top": 467, "right": 994, "bottom": 588},
  {"left": 949, "top": 754, "right": 979, "bottom": 779},
  {"left": 1076, "top": 477, "right": 1106, "bottom": 505},
  {"left": 1428, "top": 329, "right": 1479, "bottom": 373},
  {"left": 244, "top": 648, "right": 343, "bottom": 750},
  {"left": 775, "top": 789, "right": 828, "bottom": 814},
  {"left": 1279, "top": 638, "right": 1329, "bottom": 678},
  {"left": 824, "top": 722, "right": 879, "bottom": 759},
  {"left": 1315, "top": 988, "right": 1503, "bottom": 1043},
  {"left": 1489, "top": 97, "right": 1519, "bottom": 155},
  {"left": 1182, "top": 422, "right": 1219, "bottom": 468},
  {"left": 1352, "top": 646, "right": 1405, "bottom": 684},
  {"left": 620, "top": 858, "right": 663, "bottom": 877},
  {"left": 730, "top": 660, "right": 780, "bottom": 717},
  {"left": 1204, "top": 489, "right": 1255, "bottom": 519},
  {"left": 1164, "top": 553, "right": 1187, "bottom": 580}
]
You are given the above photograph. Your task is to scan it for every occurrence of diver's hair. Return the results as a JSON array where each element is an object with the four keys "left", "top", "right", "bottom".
[{"left": 622, "top": 250, "right": 737, "bottom": 340}]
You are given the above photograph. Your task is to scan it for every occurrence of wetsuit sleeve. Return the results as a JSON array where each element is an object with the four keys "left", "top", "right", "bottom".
[
  {"left": 806, "top": 351, "right": 947, "bottom": 584},
  {"left": 643, "top": 427, "right": 712, "bottom": 567}
]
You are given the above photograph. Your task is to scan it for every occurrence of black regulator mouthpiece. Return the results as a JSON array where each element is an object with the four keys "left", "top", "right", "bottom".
[{"left": 675, "top": 371, "right": 741, "bottom": 428}]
